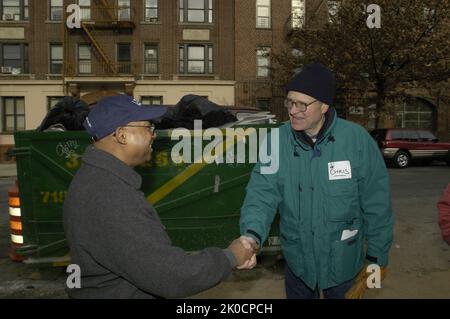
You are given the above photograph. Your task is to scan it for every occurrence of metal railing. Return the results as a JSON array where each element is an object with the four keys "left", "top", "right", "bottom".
[
  {"left": 117, "top": 61, "right": 132, "bottom": 74},
  {"left": 78, "top": 61, "right": 92, "bottom": 74},
  {"left": 78, "top": 5, "right": 136, "bottom": 23},
  {"left": 144, "top": 62, "right": 158, "bottom": 74}
]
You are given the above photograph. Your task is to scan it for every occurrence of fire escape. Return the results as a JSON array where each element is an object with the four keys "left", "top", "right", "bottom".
[{"left": 64, "top": 0, "right": 136, "bottom": 77}]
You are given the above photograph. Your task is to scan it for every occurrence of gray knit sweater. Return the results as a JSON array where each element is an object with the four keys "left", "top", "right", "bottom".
[{"left": 63, "top": 146, "right": 235, "bottom": 299}]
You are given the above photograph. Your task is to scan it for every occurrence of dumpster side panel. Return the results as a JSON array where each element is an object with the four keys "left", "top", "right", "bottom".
[{"left": 14, "top": 132, "right": 91, "bottom": 259}]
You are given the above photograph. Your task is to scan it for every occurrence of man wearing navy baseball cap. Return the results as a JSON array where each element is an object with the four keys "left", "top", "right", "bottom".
[
  {"left": 63, "top": 95, "right": 254, "bottom": 299},
  {"left": 239, "top": 63, "right": 394, "bottom": 299},
  {"left": 82, "top": 95, "right": 167, "bottom": 165}
]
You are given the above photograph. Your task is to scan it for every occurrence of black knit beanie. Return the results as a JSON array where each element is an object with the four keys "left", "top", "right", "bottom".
[{"left": 286, "top": 63, "right": 336, "bottom": 106}]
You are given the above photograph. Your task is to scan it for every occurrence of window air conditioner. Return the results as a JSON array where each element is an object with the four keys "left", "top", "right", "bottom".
[
  {"left": 11, "top": 68, "right": 22, "bottom": 75},
  {"left": 349, "top": 106, "right": 365, "bottom": 115},
  {"left": 1, "top": 66, "right": 12, "bottom": 74},
  {"left": 2, "top": 13, "right": 14, "bottom": 21}
]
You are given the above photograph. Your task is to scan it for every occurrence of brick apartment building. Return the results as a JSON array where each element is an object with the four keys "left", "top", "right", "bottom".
[{"left": 0, "top": 0, "right": 448, "bottom": 162}]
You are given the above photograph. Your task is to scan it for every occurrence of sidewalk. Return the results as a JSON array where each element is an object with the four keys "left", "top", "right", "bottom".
[{"left": 0, "top": 164, "right": 17, "bottom": 178}]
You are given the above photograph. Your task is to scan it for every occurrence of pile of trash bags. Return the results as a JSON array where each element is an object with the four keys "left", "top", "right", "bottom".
[
  {"left": 37, "top": 94, "right": 237, "bottom": 132},
  {"left": 156, "top": 95, "right": 237, "bottom": 129},
  {"left": 37, "top": 96, "right": 90, "bottom": 132}
]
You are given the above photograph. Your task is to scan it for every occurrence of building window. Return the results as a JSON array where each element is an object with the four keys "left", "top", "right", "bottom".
[
  {"left": 78, "top": 0, "right": 91, "bottom": 21},
  {"left": 256, "top": 0, "right": 271, "bottom": 28},
  {"left": 256, "top": 47, "right": 270, "bottom": 77},
  {"left": 117, "top": 43, "right": 131, "bottom": 74},
  {"left": 49, "top": 0, "right": 63, "bottom": 21},
  {"left": 0, "top": 43, "right": 29, "bottom": 74},
  {"left": 179, "top": 44, "right": 213, "bottom": 74},
  {"left": 78, "top": 44, "right": 91, "bottom": 74},
  {"left": 118, "top": 0, "right": 131, "bottom": 21},
  {"left": 256, "top": 98, "right": 271, "bottom": 110},
  {"left": 144, "top": 0, "right": 158, "bottom": 22},
  {"left": 327, "top": 1, "right": 341, "bottom": 23},
  {"left": 179, "top": 0, "right": 213, "bottom": 23},
  {"left": 49, "top": 44, "right": 63, "bottom": 74},
  {"left": 141, "top": 96, "right": 163, "bottom": 105},
  {"left": 144, "top": 44, "right": 158, "bottom": 74},
  {"left": 47, "top": 96, "right": 63, "bottom": 111},
  {"left": 395, "top": 98, "right": 436, "bottom": 130},
  {"left": 292, "top": 0, "right": 305, "bottom": 29},
  {"left": 2, "top": 97, "right": 25, "bottom": 132},
  {"left": 1, "top": 0, "right": 28, "bottom": 21}
]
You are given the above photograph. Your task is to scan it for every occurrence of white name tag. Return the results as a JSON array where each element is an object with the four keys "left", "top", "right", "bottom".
[{"left": 328, "top": 161, "right": 352, "bottom": 180}]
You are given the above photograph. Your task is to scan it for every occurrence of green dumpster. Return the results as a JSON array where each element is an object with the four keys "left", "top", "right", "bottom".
[{"left": 10, "top": 124, "right": 281, "bottom": 265}]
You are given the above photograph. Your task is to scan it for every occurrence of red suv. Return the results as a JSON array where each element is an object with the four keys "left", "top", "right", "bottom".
[{"left": 370, "top": 128, "right": 450, "bottom": 168}]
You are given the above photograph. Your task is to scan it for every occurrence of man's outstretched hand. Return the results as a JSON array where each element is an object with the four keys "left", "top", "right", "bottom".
[
  {"left": 228, "top": 238, "right": 255, "bottom": 267},
  {"left": 236, "top": 236, "right": 259, "bottom": 270}
]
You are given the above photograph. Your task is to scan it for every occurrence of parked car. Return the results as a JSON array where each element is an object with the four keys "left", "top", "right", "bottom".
[{"left": 370, "top": 128, "right": 450, "bottom": 168}]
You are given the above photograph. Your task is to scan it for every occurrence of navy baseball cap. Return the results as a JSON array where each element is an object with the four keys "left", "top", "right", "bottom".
[{"left": 83, "top": 95, "right": 167, "bottom": 140}]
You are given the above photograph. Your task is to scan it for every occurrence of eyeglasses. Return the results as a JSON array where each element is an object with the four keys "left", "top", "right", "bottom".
[
  {"left": 122, "top": 123, "right": 156, "bottom": 134},
  {"left": 284, "top": 98, "right": 318, "bottom": 112}
]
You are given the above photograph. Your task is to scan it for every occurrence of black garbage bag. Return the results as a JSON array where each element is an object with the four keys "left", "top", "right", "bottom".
[
  {"left": 156, "top": 95, "right": 237, "bottom": 129},
  {"left": 37, "top": 96, "right": 90, "bottom": 132}
]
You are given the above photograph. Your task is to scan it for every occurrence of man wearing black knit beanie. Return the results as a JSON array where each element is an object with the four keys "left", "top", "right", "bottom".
[{"left": 239, "top": 63, "right": 395, "bottom": 299}]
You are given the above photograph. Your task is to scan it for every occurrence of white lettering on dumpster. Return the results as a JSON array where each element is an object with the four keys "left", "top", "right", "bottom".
[
  {"left": 66, "top": 264, "right": 81, "bottom": 289},
  {"left": 171, "top": 120, "right": 279, "bottom": 174},
  {"left": 56, "top": 140, "right": 81, "bottom": 169},
  {"left": 56, "top": 140, "right": 80, "bottom": 158}
]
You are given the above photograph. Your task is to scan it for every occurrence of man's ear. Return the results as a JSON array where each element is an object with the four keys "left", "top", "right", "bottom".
[
  {"left": 321, "top": 103, "right": 330, "bottom": 114},
  {"left": 114, "top": 127, "right": 127, "bottom": 145}
]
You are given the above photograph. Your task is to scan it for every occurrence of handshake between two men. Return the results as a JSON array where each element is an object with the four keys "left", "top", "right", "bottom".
[{"left": 227, "top": 236, "right": 260, "bottom": 270}]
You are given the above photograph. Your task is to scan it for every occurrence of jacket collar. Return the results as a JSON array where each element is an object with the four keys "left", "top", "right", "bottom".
[
  {"left": 81, "top": 145, "right": 142, "bottom": 190},
  {"left": 291, "top": 108, "right": 337, "bottom": 149}
]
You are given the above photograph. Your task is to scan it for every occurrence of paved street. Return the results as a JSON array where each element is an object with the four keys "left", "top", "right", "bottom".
[
  {"left": 0, "top": 163, "right": 449, "bottom": 299},
  {"left": 194, "top": 163, "right": 450, "bottom": 299},
  {"left": 365, "top": 164, "right": 450, "bottom": 298}
]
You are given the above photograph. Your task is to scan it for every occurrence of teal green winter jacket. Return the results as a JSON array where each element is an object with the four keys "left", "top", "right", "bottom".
[{"left": 240, "top": 110, "right": 394, "bottom": 290}]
